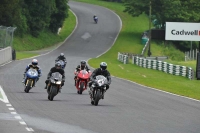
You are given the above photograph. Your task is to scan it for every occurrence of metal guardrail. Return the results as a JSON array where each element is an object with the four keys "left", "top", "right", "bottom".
[{"left": 117, "top": 52, "right": 194, "bottom": 79}]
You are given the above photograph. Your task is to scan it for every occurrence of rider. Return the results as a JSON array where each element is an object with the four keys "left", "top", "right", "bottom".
[
  {"left": 22, "top": 59, "right": 41, "bottom": 86},
  {"left": 93, "top": 14, "right": 98, "bottom": 22},
  {"left": 74, "top": 60, "right": 90, "bottom": 86},
  {"left": 44, "top": 62, "right": 65, "bottom": 92},
  {"left": 55, "top": 53, "right": 67, "bottom": 67},
  {"left": 89, "top": 62, "right": 111, "bottom": 99}
]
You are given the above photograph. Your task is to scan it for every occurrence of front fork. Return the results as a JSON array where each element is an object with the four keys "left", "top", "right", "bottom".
[{"left": 25, "top": 79, "right": 34, "bottom": 87}]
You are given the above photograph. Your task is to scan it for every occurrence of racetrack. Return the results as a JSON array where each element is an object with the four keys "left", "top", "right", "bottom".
[{"left": 0, "top": 1, "right": 200, "bottom": 133}]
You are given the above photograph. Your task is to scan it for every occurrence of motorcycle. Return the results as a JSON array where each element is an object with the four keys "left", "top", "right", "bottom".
[
  {"left": 55, "top": 60, "right": 66, "bottom": 69},
  {"left": 74, "top": 69, "right": 91, "bottom": 94},
  {"left": 94, "top": 16, "right": 98, "bottom": 24},
  {"left": 47, "top": 72, "right": 62, "bottom": 101},
  {"left": 90, "top": 75, "right": 108, "bottom": 106},
  {"left": 24, "top": 68, "right": 39, "bottom": 93}
]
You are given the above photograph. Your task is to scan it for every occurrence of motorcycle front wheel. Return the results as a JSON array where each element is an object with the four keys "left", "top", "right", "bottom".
[
  {"left": 49, "top": 86, "right": 58, "bottom": 101},
  {"left": 94, "top": 89, "right": 101, "bottom": 106},
  {"left": 25, "top": 80, "right": 32, "bottom": 93}
]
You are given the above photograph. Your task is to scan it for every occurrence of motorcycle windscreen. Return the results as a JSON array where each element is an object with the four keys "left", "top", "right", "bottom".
[
  {"left": 27, "top": 68, "right": 38, "bottom": 78},
  {"left": 51, "top": 72, "right": 62, "bottom": 81},
  {"left": 95, "top": 75, "right": 108, "bottom": 86}
]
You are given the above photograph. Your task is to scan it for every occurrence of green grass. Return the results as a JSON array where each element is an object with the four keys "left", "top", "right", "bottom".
[
  {"left": 14, "top": 10, "right": 76, "bottom": 59},
  {"left": 16, "top": 52, "right": 38, "bottom": 60},
  {"left": 75, "top": 0, "right": 200, "bottom": 100}
]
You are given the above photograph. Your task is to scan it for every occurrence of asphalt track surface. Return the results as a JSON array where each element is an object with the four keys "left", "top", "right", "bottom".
[{"left": 0, "top": 1, "right": 200, "bottom": 133}]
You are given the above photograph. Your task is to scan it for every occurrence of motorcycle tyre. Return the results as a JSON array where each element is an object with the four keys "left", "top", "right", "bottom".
[
  {"left": 25, "top": 80, "right": 32, "bottom": 93},
  {"left": 94, "top": 90, "right": 101, "bottom": 106},
  {"left": 49, "top": 86, "right": 57, "bottom": 101},
  {"left": 79, "top": 82, "right": 84, "bottom": 94}
]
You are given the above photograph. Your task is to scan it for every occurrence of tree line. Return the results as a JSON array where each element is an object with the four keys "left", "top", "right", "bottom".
[
  {"left": 0, "top": 0, "right": 68, "bottom": 37},
  {"left": 122, "top": 0, "right": 200, "bottom": 51},
  {"left": 123, "top": 0, "right": 200, "bottom": 29}
]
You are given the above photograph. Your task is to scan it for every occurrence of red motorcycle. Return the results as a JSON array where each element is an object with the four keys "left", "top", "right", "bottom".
[{"left": 74, "top": 69, "right": 91, "bottom": 94}]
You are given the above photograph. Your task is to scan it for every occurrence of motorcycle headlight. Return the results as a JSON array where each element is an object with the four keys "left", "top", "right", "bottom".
[{"left": 56, "top": 81, "right": 61, "bottom": 84}]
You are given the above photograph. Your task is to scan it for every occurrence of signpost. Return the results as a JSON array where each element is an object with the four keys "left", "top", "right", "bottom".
[{"left": 165, "top": 22, "right": 200, "bottom": 79}]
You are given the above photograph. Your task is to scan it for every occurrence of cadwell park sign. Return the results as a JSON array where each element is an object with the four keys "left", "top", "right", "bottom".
[{"left": 165, "top": 22, "right": 200, "bottom": 41}]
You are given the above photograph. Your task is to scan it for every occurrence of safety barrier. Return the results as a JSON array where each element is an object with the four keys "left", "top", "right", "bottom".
[
  {"left": 0, "top": 46, "right": 12, "bottom": 65},
  {"left": 132, "top": 56, "right": 194, "bottom": 79},
  {"left": 117, "top": 52, "right": 129, "bottom": 64},
  {"left": 117, "top": 52, "right": 194, "bottom": 79}
]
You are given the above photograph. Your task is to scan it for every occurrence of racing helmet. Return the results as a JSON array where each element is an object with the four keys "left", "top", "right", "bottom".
[
  {"left": 81, "top": 60, "right": 86, "bottom": 67},
  {"left": 55, "top": 62, "right": 61, "bottom": 69},
  {"left": 100, "top": 62, "right": 107, "bottom": 71},
  {"left": 32, "top": 59, "right": 38, "bottom": 66},
  {"left": 60, "top": 53, "right": 64, "bottom": 57}
]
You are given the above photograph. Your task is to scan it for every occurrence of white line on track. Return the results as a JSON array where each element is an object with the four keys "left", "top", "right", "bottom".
[
  {"left": 8, "top": 108, "right": 15, "bottom": 110},
  {"left": 6, "top": 104, "right": 12, "bottom": 106},
  {"left": 26, "top": 128, "right": 34, "bottom": 132},
  {"left": 0, "top": 86, "right": 34, "bottom": 132},
  {"left": 11, "top": 112, "right": 17, "bottom": 115},
  {"left": 19, "top": 121, "right": 27, "bottom": 125},
  {"left": 0, "top": 85, "right": 9, "bottom": 103}
]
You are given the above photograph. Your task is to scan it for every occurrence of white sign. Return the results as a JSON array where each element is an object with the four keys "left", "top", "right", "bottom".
[{"left": 165, "top": 22, "right": 200, "bottom": 41}]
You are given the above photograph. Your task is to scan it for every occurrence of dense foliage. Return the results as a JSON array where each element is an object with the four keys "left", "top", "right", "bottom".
[
  {"left": 0, "top": 0, "right": 69, "bottom": 37},
  {"left": 123, "top": 0, "right": 200, "bottom": 51},
  {"left": 123, "top": 0, "right": 200, "bottom": 28}
]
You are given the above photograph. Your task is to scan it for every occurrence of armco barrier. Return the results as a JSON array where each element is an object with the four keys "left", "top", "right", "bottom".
[
  {"left": 0, "top": 46, "right": 12, "bottom": 65},
  {"left": 132, "top": 56, "right": 194, "bottom": 79}
]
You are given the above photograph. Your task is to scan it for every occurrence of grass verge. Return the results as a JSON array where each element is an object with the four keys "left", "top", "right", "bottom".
[
  {"left": 75, "top": 0, "right": 200, "bottom": 100},
  {"left": 16, "top": 52, "right": 38, "bottom": 60},
  {"left": 14, "top": 10, "right": 76, "bottom": 59}
]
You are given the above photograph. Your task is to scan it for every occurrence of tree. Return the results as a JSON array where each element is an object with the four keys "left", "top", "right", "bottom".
[
  {"left": 123, "top": 0, "right": 200, "bottom": 29},
  {"left": 24, "top": 0, "right": 56, "bottom": 37},
  {"left": 0, "top": 0, "right": 27, "bottom": 35},
  {"left": 49, "top": 0, "right": 69, "bottom": 33}
]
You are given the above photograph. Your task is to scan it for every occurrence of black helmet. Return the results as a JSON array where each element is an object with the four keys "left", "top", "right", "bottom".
[
  {"left": 100, "top": 62, "right": 107, "bottom": 71},
  {"left": 55, "top": 62, "right": 61, "bottom": 69},
  {"left": 81, "top": 60, "right": 86, "bottom": 67},
  {"left": 60, "top": 53, "right": 64, "bottom": 57}
]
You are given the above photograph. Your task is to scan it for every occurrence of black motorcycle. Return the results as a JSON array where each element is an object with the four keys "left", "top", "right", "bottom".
[
  {"left": 90, "top": 75, "right": 108, "bottom": 106},
  {"left": 47, "top": 72, "right": 62, "bottom": 101}
]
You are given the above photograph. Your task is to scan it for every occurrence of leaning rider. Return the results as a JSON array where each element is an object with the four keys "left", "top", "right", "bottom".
[{"left": 22, "top": 59, "right": 42, "bottom": 86}]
